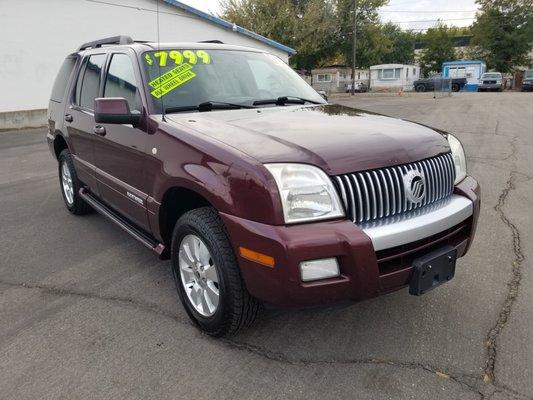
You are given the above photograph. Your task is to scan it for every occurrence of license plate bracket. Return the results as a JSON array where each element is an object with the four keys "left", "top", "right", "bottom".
[{"left": 409, "top": 245, "right": 457, "bottom": 296}]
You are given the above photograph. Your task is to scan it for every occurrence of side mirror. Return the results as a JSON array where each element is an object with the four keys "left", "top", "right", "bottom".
[{"left": 94, "top": 97, "right": 141, "bottom": 126}]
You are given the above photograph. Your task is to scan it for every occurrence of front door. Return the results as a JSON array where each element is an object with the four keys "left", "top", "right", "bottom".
[{"left": 92, "top": 51, "right": 150, "bottom": 231}]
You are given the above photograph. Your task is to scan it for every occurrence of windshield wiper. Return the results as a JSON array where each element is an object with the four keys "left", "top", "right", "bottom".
[
  {"left": 252, "top": 96, "right": 323, "bottom": 106},
  {"left": 165, "top": 101, "right": 254, "bottom": 114}
]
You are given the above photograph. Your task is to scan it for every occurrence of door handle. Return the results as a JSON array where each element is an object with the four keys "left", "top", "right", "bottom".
[
  {"left": 93, "top": 125, "right": 106, "bottom": 136},
  {"left": 64, "top": 114, "right": 73, "bottom": 123}
]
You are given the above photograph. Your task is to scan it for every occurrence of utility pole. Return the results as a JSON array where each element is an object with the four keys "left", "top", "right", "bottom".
[{"left": 351, "top": 0, "right": 357, "bottom": 96}]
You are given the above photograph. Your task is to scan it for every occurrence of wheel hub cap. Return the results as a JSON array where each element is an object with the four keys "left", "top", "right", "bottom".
[
  {"left": 178, "top": 234, "right": 220, "bottom": 317},
  {"left": 61, "top": 162, "right": 74, "bottom": 205}
]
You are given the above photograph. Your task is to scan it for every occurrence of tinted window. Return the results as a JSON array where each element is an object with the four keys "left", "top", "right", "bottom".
[
  {"left": 104, "top": 54, "right": 141, "bottom": 112},
  {"left": 77, "top": 54, "right": 106, "bottom": 110},
  {"left": 51, "top": 57, "right": 77, "bottom": 102}
]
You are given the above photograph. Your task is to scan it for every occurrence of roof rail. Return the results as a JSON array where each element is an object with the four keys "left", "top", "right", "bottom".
[
  {"left": 198, "top": 40, "right": 224, "bottom": 44},
  {"left": 78, "top": 35, "right": 134, "bottom": 51}
]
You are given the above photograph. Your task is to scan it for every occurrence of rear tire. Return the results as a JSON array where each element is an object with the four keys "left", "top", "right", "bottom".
[
  {"left": 451, "top": 83, "right": 460, "bottom": 92},
  {"left": 415, "top": 84, "right": 426, "bottom": 92},
  {"left": 58, "top": 149, "right": 93, "bottom": 215},
  {"left": 171, "top": 207, "right": 259, "bottom": 337}
]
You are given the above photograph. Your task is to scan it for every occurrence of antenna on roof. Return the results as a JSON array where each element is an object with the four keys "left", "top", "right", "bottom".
[{"left": 156, "top": 0, "right": 166, "bottom": 122}]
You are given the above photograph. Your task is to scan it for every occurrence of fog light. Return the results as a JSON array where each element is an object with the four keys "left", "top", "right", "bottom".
[{"left": 300, "top": 258, "right": 340, "bottom": 282}]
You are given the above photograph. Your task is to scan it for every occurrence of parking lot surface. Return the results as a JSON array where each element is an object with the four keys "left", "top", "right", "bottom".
[{"left": 1, "top": 92, "right": 532, "bottom": 399}]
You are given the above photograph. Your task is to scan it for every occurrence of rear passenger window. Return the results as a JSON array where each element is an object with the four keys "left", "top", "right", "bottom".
[
  {"left": 76, "top": 54, "right": 106, "bottom": 110},
  {"left": 51, "top": 57, "right": 77, "bottom": 102},
  {"left": 103, "top": 54, "right": 141, "bottom": 112}
]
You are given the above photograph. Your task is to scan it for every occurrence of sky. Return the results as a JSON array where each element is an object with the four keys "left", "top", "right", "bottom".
[{"left": 179, "top": 0, "right": 479, "bottom": 31}]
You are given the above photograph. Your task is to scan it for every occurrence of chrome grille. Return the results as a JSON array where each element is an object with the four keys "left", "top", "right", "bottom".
[{"left": 334, "top": 153, "right": 456, "bottom": 223}]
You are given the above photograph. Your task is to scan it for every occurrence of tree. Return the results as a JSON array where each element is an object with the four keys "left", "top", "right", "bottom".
[
  {"left": 470, "top": 0, "right": 533, "bottom": 72},
  {"left": 334, "top": 0, "right": 389, "bottom": 68},
  {"left": 379, "top": 23, "right": 416, "bottom": 64},
  {"left": 419, "top": 24, "right": 458, "bottom": 76},
  {"left": 219, "top": 0, "right": 339, "bottom": 70},
  {"left": 219, "top": 0, "right": 389, "bottom": 69}
]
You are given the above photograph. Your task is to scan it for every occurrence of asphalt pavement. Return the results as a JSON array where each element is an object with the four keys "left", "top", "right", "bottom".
[{"left": 1, "top": 92, "right": 532, "bottom": 399}]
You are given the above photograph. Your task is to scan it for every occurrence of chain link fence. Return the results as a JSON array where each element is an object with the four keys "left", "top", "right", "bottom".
[{"left": 433, "top": 78, "right": 452, "bottom": 98}]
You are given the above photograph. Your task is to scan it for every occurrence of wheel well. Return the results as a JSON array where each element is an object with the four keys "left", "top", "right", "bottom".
[
  {"left": 53, "top": 135, "right": 68, "bottom": 159},
  {"left": 159, "top": 187, "right": 212, "bottom": 245}
]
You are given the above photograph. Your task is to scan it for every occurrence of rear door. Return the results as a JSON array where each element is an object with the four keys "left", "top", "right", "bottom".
[
  {"left": 92, "top": 50, "right": 151, "bottom": 231},
  {"left": 66, "top": 53, "right": 107, "bottom": 195}
]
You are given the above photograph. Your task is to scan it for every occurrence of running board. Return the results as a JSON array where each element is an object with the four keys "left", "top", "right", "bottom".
[{"left": 79, "top": 188, "right": 167, "bottom": 258}]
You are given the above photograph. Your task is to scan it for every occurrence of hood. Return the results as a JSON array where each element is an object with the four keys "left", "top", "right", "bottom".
[{"left": 166, "top": 104, "right": 450, "bottom": 175}]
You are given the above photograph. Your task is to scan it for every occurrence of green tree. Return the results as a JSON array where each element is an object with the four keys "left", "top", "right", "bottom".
[
  {"left": 334, "top": 0, "right": 389, "bottom": 68},
  {"left": 470, "top": 0, "right": 533, "bottom": 72},
  {"left": 379, "top": 23, "right": 416, "bottom": 64},
  {"left": 219, "top": 0, "right": 338, "bottom": 69},
  {"left": 219, "top": 0, "right": 389, "bottom": 69},
  {"left": 419, "top": 24, "right": 458, "bottom": 76}
]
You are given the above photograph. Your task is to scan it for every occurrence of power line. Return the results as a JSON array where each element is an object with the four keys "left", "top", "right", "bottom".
[
  {"left": 380, "top": 9, "right": 478, "bottom": 13},
  {"left": 390, "top": 16, "right": 476, "bottom": 23}
]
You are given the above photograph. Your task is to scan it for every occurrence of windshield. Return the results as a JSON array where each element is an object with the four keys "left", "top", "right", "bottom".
[
  {"left": 525, "top": 70, "right": 533, "bottom": 78},
  {"left": 482, "top": 73, "right": 502, "bottom": 79},
  {"left": 141, "top": 49, "right": 324, "bottom": 113}
]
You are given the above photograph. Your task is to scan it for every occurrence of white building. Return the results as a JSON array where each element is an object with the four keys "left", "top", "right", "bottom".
[
  {"left": 0, "top": 0, "right": 295, "bottom": 129},
  {"left": 370, "top": 64, "right": 420, "bottom": 91},
  {"left": 310, "top": 66, "right": 370, "bottom": 93}
]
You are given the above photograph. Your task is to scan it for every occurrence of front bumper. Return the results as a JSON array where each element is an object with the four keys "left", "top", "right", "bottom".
[
  {"left": 478, "top": 83, "right": 502, "bottom": 90},
  {"left": 222, "top": 176, "right": 480, "bottom": 307},
  {"left": 522, "top": 82, "right": 533, "bottom": 91}
]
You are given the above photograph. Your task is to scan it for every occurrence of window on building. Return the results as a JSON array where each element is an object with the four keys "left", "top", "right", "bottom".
[
  {"left": 104, "top": 54, "right": 141, "bottom": 112},
  {"left": 379, "top": 68, "right": 401, "bottom": 80},
  {"left": 76, "top": 54, "right": 106, "bottom": 110},
  {"left": 406, "top": 68, "right": 409, "bottom": 78},
  {"left": 316, "top": 74, "right": 332, "bottom": 82},
  {"left": 413, "top": 68, "right": 416, "bottom": 75}
]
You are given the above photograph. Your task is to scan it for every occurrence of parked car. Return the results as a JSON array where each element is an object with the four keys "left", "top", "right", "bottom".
[
  {"left": 345, "top": 81, "right": 368, "bottom": 93},
  {"left": 414, "top": 73, "right": 466, "bottom": 92},
  {"left": 521, "top": 69, "right": 533, "bottom": 91},
  {"left": 47, "top": 36, "right": 480, "bottom": 337},
  {"left": 477, "top": 72, "right": 503, "bottom": 92}
]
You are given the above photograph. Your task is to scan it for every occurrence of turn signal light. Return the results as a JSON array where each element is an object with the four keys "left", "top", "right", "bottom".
[{"left": 239, "top": 247, "right": 275, "bottom": 268}]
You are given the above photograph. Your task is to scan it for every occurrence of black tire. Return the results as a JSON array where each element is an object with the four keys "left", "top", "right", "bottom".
[
  {"left": 58, "top": 149, "right": 93, "bottom": 215},
  {"left": 171, "top": 207, "right": 260, "bottom": 337},
  {"left": 415, "top": 84, "right": 426, "bottom": 92},
  {"left": 451, "top": 83, "right": 460, "bottom": 92}
]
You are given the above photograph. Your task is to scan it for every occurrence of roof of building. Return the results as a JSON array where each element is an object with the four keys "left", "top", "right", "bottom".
[
  {"left": 163, "top": 0, "right": 296, "bottom": 55},
  {"left": 370, "top": 64, "right": 417, "bottom": 69},
  {"left": 442, "top": 60, "right": 486, "bottom": 66}
]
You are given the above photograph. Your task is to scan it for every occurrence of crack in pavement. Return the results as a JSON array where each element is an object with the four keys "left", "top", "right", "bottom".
[
  {"left": 1, "top": 278, "right": 530, "bottom": 399},
  {"left": 483, "top": 170, "right": 525, "bottom": 386},
  {"left": 0, "top": 279, "right": 189, "bottom": 325}
]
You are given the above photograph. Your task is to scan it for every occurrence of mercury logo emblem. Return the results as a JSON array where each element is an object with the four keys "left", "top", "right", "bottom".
[{"left": 403, "top": 169, "right": 426, "bottom": 204}]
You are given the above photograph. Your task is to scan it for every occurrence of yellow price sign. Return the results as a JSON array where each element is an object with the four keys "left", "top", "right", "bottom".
[{"left": 149, "top": 50, "right": 211, "bottom": 67}]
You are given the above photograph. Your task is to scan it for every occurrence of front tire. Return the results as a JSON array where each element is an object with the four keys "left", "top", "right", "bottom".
[
  {"left": 451, "top": 83, "right": 460, "bottom": 92},
  {"left": 58, "top": 149, "right": 92, "bottom": 215},
  {"left": 171, "top": 207, "right": 259, "bottom": 337},
  {"left": 415, "top": 84, "right": 426, "bottom": 92}
]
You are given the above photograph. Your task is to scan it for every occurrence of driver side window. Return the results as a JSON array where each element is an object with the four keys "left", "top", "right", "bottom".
[{"left": 103, "top": 54, "right": 141, "bottom": 112}]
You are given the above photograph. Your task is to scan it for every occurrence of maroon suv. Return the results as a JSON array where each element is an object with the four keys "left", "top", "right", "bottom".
[{"left": 47, "top": 36, "right": 480, "bottom": 336}]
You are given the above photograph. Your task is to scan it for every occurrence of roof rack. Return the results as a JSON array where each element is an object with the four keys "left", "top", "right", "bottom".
[
  {"left": 78, "top": 35, "right": 134, "bottom": 51},
  {"left": 198, "top": 40, "right": 224, "bottom": 44}
]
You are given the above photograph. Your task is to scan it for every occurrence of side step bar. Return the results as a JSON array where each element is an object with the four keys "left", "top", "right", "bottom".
[{"left": 79, "top": 188, "right": 167, "bottom": 258}]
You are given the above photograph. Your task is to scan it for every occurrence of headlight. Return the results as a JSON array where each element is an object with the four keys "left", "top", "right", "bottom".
[
  {"left": 447, "top": 134, "right": 467, "bottom": 184},
  {"left": 265, "top": 163, "right": 345, "bottom": 224}
]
